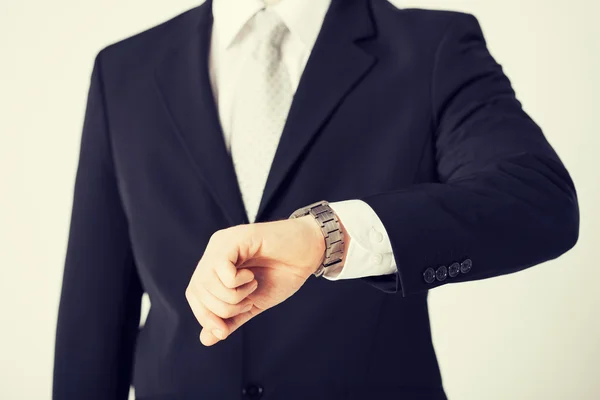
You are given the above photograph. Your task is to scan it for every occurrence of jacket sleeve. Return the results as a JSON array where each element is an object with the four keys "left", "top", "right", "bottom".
[
  {"left": 53, "top": 51, "right": 143, "bottom": 399},
  {"left": 359, "top": 12, "right": 579, "bottom": 296}
]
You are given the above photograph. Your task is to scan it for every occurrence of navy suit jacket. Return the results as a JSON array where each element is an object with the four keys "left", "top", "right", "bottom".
[{"left": 53, "top": 0, "right": 579, "bottom": 399}]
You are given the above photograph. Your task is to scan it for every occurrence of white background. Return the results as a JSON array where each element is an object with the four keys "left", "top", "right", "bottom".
[{"left": 1, "top": 0, "right": 598, "bottom": 399}]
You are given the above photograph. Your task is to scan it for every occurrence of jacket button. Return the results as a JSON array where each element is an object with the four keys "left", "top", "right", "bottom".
[
  {"left": 448, "top": 262, "right": 460, "bottom": 278},
  {"left": 242, "top": 383, "right": 263, "bottom": 398},
  {"left": 435, "top": 265, "right": 448, "bottom": 281},
  {"left": 460, "top": 259, "right": 472, "bottom": 274},
  {"left": 423, "top": 268, "right": 436, "bottom": 284}
]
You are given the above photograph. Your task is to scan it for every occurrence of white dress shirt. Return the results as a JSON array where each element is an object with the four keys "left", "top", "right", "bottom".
[{"left": 208, "top": 0, "right": 398, "bottom": 280}]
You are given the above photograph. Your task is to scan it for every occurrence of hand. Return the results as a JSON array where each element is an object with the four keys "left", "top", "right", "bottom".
[{"left": 185, "top": 215, "right": 328, "bottom": 346}]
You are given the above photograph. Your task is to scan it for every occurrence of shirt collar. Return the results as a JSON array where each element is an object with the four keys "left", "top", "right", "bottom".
[{"left": 211, "top": 0, "right": 332, "bottom": 50}]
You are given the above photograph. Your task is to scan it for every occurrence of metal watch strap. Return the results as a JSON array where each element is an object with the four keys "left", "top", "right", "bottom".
[{"left": 288, "top": 200, "right": 345, "bottom": 277}]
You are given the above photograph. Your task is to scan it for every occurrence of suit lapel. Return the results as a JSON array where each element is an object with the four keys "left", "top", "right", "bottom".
[
  {"left": 153, "top": 0, "right": 249, "bottom": 226},
  {"left": 153, "top": 0, "right": 377, "bottom": 225},
  {"left": 254, "top": 0, "right": 377, "bottom": 222}
]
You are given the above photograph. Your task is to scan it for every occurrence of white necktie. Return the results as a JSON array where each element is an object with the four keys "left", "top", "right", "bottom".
[{"left": 229, "top": 9, "right": 293, "bottom": 223}]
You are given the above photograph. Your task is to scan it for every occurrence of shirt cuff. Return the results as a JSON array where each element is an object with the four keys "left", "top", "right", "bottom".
[{"left": 324, "top": 199, "right": 398, "bottom": 280}]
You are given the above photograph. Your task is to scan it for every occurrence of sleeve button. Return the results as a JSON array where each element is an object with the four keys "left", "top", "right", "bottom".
[
  {"left": 448, "top": 262, "right": 460, "bottom": 277},
  {"left": 423, "top": 267, "right": 436, "bottom": 284},
  {"left": 435, "top": 265, "right": 448, "bottom": 281},
  {"left": 460, "top": 259, "right": 472, "bottom": 274}
]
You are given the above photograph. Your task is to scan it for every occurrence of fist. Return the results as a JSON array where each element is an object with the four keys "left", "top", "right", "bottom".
[{"left": 185, "top": 215, "right": 327, "bottom": 346}]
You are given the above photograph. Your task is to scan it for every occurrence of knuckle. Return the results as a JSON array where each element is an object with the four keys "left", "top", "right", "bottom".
[
  {"left": 185, "top": 284, "right": 202, "bottom": 303},
  {"left": 195, "top": 273, "right": 208, "bottom": 286},
  {"left": 197, "top": 307, "right": 211, "bottom": 323},
  {"left": 190, "top": 306, "right": 208, "bottom": 327},
  {"left": 190, "top": 269, "right": 207, "bottom": 288}
]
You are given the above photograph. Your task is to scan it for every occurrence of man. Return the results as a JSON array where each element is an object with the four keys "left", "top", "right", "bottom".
[{"left": 53, "top": 0, "right": 579, "bottom": 398}]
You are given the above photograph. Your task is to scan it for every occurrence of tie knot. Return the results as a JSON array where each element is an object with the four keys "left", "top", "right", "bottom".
[{"left": 254, "top": 9, "right": 288, "bottom": 50}]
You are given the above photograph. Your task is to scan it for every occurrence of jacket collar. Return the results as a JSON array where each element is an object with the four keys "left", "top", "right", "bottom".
[
  {"left": 154, "top": 0, "right": 378, "bottom": 225},
  {"left": 211, "top": 0, "right": 332, "bottom": 51}
]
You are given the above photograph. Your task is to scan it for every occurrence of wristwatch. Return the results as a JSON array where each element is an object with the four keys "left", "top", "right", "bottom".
[{"left": 288, "top": 200, "right": 345, "bottom": 277}]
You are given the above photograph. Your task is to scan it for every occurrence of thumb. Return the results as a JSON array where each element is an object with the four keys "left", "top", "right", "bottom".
[
  {"left": 199, "top": 306, "right": 261, "bottom": 346},
  {"left": 225, "top": 305, "right": 260, "bottom": 335}
]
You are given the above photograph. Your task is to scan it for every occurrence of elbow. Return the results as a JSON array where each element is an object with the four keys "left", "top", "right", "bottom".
[
  {"left": 540, "top": 185, "right": 580, "bottom": 261},
  {"left": 518, "top": 153, "right": 580, "bottom": 260},
  {"left": 550, "top": 161, "right": 580, "bottom": 257},
  {"left": 554, "top": 195, "right": 580, "bottom": 257},
  {"left": 513, "top": 190, "right": 579, "bottom": 271}
]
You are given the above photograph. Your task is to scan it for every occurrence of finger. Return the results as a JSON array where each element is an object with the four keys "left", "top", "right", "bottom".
[
  {"left": 186, "top": 289, "right": 229, "bottom": 342},
  {"left": 200, "top": 327, "right": 220, "bottom": 346},
  {"left": 196, "top": 283, "right": 255, "bottom": 319},
  {"left": 224, "top": 305, "right": 261, "bottom": 336},
  {"left": 214, "top": 261, "right": 254, "bottom": 289},
  {"left": 200, "top": 305, "right": 261, "bottom": 347},
  {"left": 207, "top": 274, "right": 258, "bottom": 305}
]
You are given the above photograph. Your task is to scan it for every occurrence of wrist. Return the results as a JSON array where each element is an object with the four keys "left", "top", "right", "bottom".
[
  {"left": 322, "top": 212, "right": 349, "bottom": 277},
  {"left": 289, "top": 200, "right": 347, "bottom": 277},
  {"left": 298, "top": 215, "right": 326, "bottom": 273},
  {"left": 298, "top": 211, "right": 350, "bottom": 276},
  {"left": 335, "top": 213, "right": 349, "bottom": 268}
]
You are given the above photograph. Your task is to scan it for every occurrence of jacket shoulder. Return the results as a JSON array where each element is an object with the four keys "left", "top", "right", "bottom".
[
  {"left": 374, "top": 0, "right": 481, "bottom": 37},
  {"left": 94, "top": 5, "right": 206, "bottom": 74}
]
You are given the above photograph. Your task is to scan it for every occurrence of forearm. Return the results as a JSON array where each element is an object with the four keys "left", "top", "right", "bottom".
[{"left": 360, "top": 151, "right": 578, "bottom": 296}]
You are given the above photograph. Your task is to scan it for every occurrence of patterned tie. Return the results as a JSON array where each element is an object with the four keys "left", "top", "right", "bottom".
[{"left": 229, "top": 9, "right": 292, "bottom": 223}]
